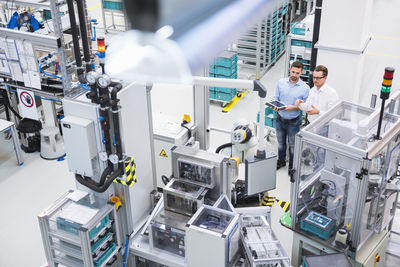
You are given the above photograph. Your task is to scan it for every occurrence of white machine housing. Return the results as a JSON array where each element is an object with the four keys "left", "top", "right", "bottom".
[
  {"left": 185, "top": 205, "right": 240, "bottom": 267},
  {"left": 153, "top": 115, "right": 191, "bottom": 188}
]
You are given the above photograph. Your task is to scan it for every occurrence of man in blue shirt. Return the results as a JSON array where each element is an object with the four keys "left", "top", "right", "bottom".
[{"left": 274, "top": 61, "right": 310, "bottom": 171}]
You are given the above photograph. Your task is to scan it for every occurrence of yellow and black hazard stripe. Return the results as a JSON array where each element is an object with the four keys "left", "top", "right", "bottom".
[
  {"left": 277, "top": 199, "right": 290, "bottom": 212},
  {"left": 261, "top": 195, "right": 276, "bottom": 207},
  {"left": 114, "top": 157, "right": 136, "bottom": 187},
  {"left": 261, "top": 195, "right": 290, "bottom": 212}
]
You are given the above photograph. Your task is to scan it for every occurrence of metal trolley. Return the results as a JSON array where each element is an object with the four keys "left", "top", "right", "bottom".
[{"left": 38, "top": 190, "right": 122, "bottom": 267}]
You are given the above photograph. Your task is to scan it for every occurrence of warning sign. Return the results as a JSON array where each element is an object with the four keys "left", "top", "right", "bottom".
[
  {"left": 159, "top": 149, "right": 168, "bottom": 158},
  {"left": 20, "top": 91, "right": 34, "bottom": 107},
  {"left": 17, "top": 89, "right": 38, "bottom": 120}
]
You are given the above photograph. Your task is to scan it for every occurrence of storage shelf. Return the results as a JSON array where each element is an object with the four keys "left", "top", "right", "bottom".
[
  {"left": 237, "top": 1, "right": 288, "bottom": 77},
  {"left": 49, "top": 230, "right": 81, "bottom": 247},
  {"left": 54, "top": 255, "right": 84, "bottom": 267},
  {"left": 52, "top": 241, "right": 83, "bottom": 260}
]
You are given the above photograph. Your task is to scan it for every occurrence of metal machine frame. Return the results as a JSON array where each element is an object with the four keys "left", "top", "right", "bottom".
[
  {"left": 289, "top": 101, "right": 400, "bottom": 266},
  {"left": 38, "top": 190, "right": 122, "bottom": 267},
  {"left": 0, "top": 0, "right": 73, "bottom": 94},
  {"left": 163, "top": 178, "right": 207, "bottom": 216}
]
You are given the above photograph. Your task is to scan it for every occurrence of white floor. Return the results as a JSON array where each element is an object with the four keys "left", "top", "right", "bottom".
[{"left": 1, "top": 0, "right": 400, "bottom": 266}]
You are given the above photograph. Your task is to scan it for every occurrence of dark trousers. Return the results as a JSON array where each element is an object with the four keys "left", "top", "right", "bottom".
[{"left": 276, "top": 116, "right": 300, "bottom": 169}]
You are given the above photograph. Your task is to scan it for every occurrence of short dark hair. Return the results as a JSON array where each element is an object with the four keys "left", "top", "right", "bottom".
[
  {"left": 314, "top": 65, "right": 328, "bottom": 77},
  {"left": 291, "top": 61, "right": 303, "bottom": 70}
]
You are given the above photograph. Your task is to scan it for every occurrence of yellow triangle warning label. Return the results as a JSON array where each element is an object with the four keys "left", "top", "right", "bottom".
[{"left": 160, "top": 149, "right": 168, "bottom": 158}]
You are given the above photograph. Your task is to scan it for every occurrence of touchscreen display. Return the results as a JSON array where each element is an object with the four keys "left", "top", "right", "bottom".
[
  {"left": 270, "top": 100, "right": 285, "bottom": 108},
  {"left": 266, "top": 100, "right": 286, "bottom": 110}
]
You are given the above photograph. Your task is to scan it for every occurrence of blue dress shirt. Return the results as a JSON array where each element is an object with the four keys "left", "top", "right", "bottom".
[{"left": 274, "top": 78, "right": 310, "bottom": 119}]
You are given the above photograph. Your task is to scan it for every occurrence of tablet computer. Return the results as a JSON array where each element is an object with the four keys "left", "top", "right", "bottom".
[{"left": 266, "top": 100, "right": 287, "bottom": 111}]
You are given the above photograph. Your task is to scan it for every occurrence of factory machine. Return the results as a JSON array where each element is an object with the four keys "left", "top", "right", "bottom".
[
  {"left": 36, "top": 49, "right": 287, "bottom": 267},
  {"left": 288, "top": 70, "right": 400, "bottom": 266},
  {"left": 35, "top": 31, "right": 286, "bottom": 267},
  {"left": 38, "top": 80, "right": 288, "bottom": 266},
  {"left": 33, "top": 0, "right": 292, "bottom": 266},
  {"left": 130, "top": 145, "right": 290, "bottom": 267}
]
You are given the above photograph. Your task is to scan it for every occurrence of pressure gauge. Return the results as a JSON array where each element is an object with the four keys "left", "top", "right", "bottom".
[
  {"left": 99, "top": 151, "right": 108, "bottom": 161},
  {"left": 97, "top": 74, "right": 111, "bottom": 88},
  {"left": 86, "top": 71, "right": 97, "bottom": 85},
  {"left": 109, "top": 154, "right": 119, "bottom": 164}
]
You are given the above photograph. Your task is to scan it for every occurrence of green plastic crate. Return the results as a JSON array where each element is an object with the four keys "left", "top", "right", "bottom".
[
  {"left": 213, "top": 91, "right": 236, "bottom": 102},
  {"left": 93, "top": 242, "right": 117, "bottom": 266},
  {"left": 56, "top": 214, "right": 110, "bottom": 241},
  {"left": 213, "top": 52, "right": 237, "bottom": 68},
  {"left": 209, "top": 65, "right": 237, "bottom": 76},
  {"left": 102, "top": 0, "right": 123, "bottom": 11}
]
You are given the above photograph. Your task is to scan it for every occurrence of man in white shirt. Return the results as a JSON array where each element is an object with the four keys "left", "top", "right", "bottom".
[{"left": 295, "top": 65, "right": 339, "bottom": 123}]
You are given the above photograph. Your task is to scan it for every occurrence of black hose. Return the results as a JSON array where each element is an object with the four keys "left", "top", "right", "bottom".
[
  {"left": 161, "top": 175, "right": 170, "bottom": 185},
  {"left": 110, "top": 82, "right": 123, "bottom": 169},
  {"left": 98, "top": 165, "right": 113, "bottom": 186},
  {"left": 0, "top": 89, "right": 11, "bottom": 120},
  {"left": 75, "top": 168, "right": 123, "bottom": 193},
  {"left": 96, "top": 84, "right": 113, "bottom": 170},
  {"left": 181, "top": 123, "right": 191, "bottom": 139},
  {"left": 2, "top": 96, "right": 22, "bottom": 120},
  {"left": 76, "top": 165, "right": 112, "bottom": 188},
  {"left": 100, "top": 113, "right": 113, "bottom": 168},
  {"left": 215, "top": 142, "right": 233, "bottom": 154},
  {"left": 66, "top": 0, "right": 83, "bottom": 76},
  {"left": 76, "top": 0, "right": 92, "bottom": 72},
  {"left": 88, "top": 83, "right": 99, "bottom": 104}
]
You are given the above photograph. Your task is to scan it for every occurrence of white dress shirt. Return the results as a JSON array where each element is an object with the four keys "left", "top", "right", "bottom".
[{"left": 305, "top": 83, "right": 339, "bottom": 123}]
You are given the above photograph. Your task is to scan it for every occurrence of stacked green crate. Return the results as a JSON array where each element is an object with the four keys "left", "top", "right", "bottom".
[
  {"left": 257, "top": 106, "right": 276, "bottom": 128},
  {"left": 265, "top": 1, "right": 288, "bottom": 66},
  {"left": 238, "top": 1, "right": 288, "bottom": 74},
  {"left": 257, "top": 108, "right": 305, "bottom": 129},
  {"left": 209, "top": 51, "right": 238, "bottom": 102},
  {"left": 288, "top": 14, "right": 314, "bottom": 83},
  {"left": 102, "top": 0, "right": 123, "bottom": 10}
]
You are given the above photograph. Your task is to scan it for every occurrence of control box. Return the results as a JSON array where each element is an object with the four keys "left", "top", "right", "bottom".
[
  {"left": 300, "top": 211, "right": 336, "bottom": 240},
  {"left": 61, "top": 116, "right": 97, "bottom": 177}
]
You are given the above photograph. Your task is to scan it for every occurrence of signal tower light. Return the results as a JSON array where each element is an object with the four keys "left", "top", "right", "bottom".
[{"left": 381, "top": 67, "right": 395, "bottom": 100}]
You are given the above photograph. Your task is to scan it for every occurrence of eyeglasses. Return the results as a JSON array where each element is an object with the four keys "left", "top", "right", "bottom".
[{"left": 313, "top": 76, "right": 325, "bottom": 80}]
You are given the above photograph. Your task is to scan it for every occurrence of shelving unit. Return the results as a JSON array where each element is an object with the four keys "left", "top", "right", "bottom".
[
  {"left": 284, "top": 14, "right": 314, "bottom": 84},
  {"left": 0, "top": 0, "right": 73, "bottom": 95},
  {"left": 209, "top": 51, "right": 238, "bottom": 104},
  {"left": 237, "top": 1, "right": 289, "bottom": 79},
  {"left": 100, "top": 0, "right": 128, "bottom": 33},
  {"left": 38, "top": 190, "right": 122, "bottom": 267}
]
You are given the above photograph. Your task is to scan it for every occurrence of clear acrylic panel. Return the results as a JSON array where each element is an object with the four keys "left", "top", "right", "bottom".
[
  {"left": 192, "top": 208, "right": 234, "bottom": 234},
  {"left": 295, "top": 141, "right": 362, "bottom": 241},
  {"left": 177, "top": 159, "right": 214, "bottom": 186},
  {"left": 166, "top": 193, "right": 198, "bottom": 216},
  {"left": 305, "top": 102, "right": 399, "bottom": 151}
]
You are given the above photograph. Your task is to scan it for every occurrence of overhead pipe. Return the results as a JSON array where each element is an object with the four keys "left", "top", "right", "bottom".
[
  {"left": 75, "top": 82, "right": 125, "bottom": 193},
  {"left": 66, "top": 0, "right": 84, "bottom": 81},
  {"left": 98, "top": 85, "right": 113, "bottom": 168},
  {"left": 76, "top": 0, "right": 92, "bottom": 72},
  {"left": 110, "top": 82, "right": 123, "bottom": 170}
]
